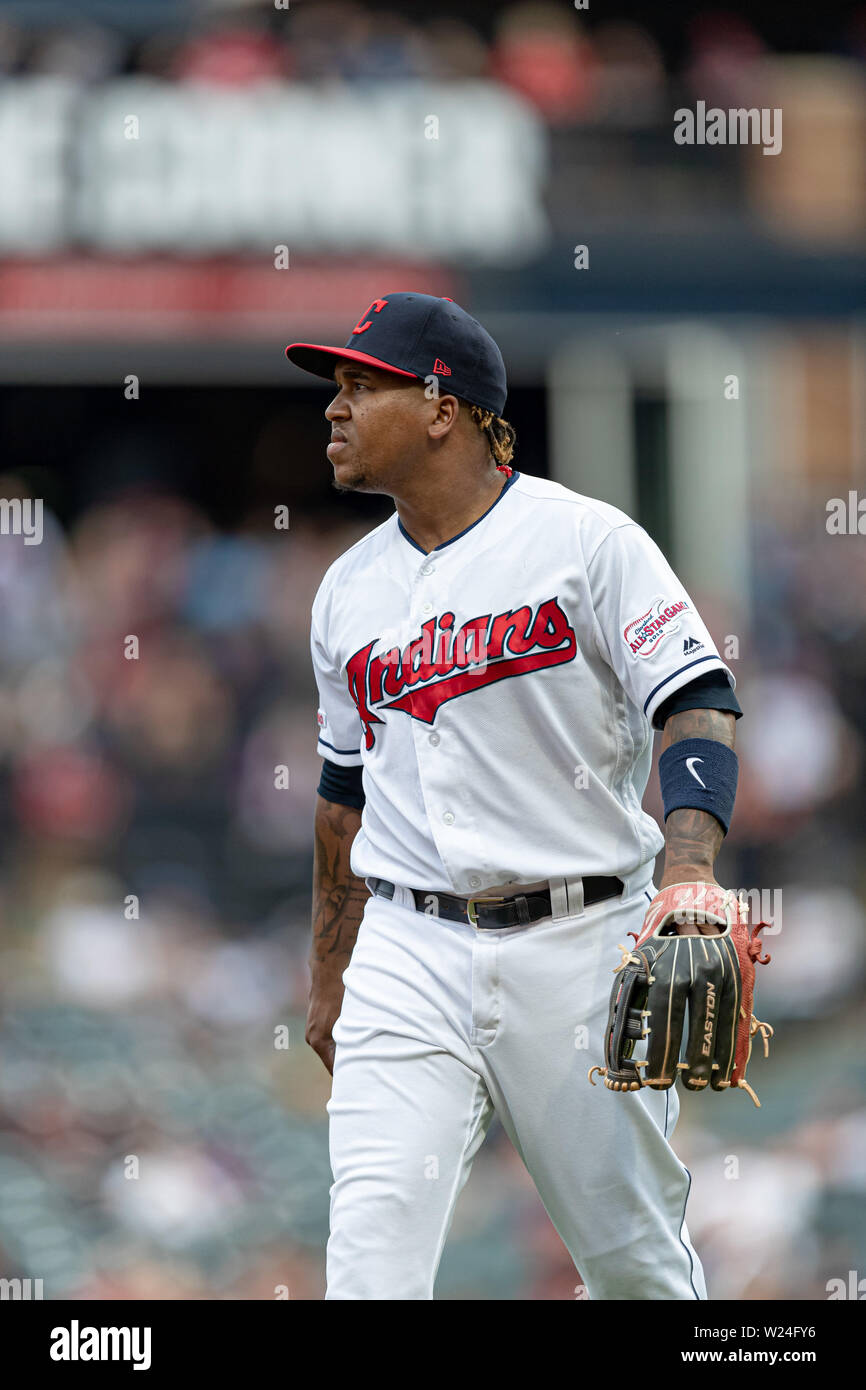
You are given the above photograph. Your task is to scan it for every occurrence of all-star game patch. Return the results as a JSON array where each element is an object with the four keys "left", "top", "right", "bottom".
[{"left": 623, "top": 596, "right": 690, "bottom": 659}]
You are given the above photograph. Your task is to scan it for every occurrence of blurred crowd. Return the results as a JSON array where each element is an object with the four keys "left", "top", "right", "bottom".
[
  {"left": 0, "top": 1, "right": 862, "bottom": 125},
  {"left": 0, "top": 450, "right": 863, "bottom": 1298}
]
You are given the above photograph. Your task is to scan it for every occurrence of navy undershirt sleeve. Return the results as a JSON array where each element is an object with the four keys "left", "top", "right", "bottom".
[
  {"left": 653, "top": 671, "right": 742, "bottom": 731},
  {"left": 318, "top": 758, "right": 365, "bottom": 810}
]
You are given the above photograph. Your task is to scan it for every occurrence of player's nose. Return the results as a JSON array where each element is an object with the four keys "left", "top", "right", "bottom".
[{"left": 325, "top": 389, "right": 350, "bottom": 422}]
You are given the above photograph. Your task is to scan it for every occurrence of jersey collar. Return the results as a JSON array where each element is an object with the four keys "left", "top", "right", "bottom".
[{"left": 397, "top": 470, "right": 520, "bottom": 555}]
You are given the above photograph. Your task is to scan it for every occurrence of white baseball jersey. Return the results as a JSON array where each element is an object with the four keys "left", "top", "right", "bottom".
[{"left": 311, "top": 470, "right": 734, "bottom": 895}]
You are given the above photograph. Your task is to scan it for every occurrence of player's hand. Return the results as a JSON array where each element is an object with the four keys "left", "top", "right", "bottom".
[
  {"left": 305, "top": 982, "right": 345, "bottom": 1075},
  {"left": 656, "top": 871, "right": 723, "bottom": 935},
  {"left": 588, "top": 881, "right": 773, "bottom": 1105}
]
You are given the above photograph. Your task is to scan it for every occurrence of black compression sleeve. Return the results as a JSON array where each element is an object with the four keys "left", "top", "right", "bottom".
[
  {"left": 317, "top": 758, "right": 365, "bottom": 810},
  {"left": 653, "top": 671, "right": 742, "bottom": 731}
]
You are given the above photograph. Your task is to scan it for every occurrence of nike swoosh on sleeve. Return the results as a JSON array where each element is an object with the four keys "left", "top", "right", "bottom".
[{"left": 685, "top": 756, "right": 707, "bottom": 789}]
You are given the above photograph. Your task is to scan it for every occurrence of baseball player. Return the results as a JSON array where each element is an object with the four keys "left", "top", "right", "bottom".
[{"left": 286, "top": 292, "right": 768, "bottom": 1301}]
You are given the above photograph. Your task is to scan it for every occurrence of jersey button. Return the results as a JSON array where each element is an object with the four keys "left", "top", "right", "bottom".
[
  {"left": 429, "top": 732, "right": 440, "bottom": 747},
  {"left": 421, "top": 601, "right": 433, "bottom": 615},
  {"left": 468, "top": 874, "right": 482, "bottom": 890},
  {"left": 442, "top": 810, "right": 455, "bottom": 826},
  {"left": 420, "top": 563, "right": 435, "bottom": 576}
]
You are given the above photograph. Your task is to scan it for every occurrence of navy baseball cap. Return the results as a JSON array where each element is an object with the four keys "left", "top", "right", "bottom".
[{"left": 285, "top": 291, "right": 507, "bottom": 416}]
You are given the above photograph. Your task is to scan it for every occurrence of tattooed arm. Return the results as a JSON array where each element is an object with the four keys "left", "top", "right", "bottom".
[
  {"left": 657, "top": 707, "right": 736, "bottom": 895},
  {"left": 306, "top": 795, "right": 369, "bottom": 1075}
]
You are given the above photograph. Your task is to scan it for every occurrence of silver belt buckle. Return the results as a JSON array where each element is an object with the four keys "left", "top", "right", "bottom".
[{"left": 466, "top": 895, "right": 506, "bottom": 926}]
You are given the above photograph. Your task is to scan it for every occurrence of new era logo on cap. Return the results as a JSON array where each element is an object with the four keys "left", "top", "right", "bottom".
[{"left": 286, "top": 291, "right": 507, "bottom": 416}]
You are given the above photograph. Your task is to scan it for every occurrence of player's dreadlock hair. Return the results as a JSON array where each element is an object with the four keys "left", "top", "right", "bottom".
[{"left": 463, "top": 400, "right": 517, "bottom": 474}]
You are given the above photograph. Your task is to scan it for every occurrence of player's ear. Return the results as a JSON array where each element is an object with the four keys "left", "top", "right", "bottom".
[{"left": 426, "top": 393, "right": 459, "bottom": 442}]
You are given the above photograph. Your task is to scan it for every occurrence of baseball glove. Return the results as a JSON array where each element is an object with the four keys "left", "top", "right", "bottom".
[{"left": 588, "top": 882, "right": 773, "bottom": 1106}]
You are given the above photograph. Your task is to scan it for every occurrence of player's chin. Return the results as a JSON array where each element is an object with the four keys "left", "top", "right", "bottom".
[
  {"left": 330, "top": 458, "right": 373, "bottom": 494},
  {"left": 331, "top": 469, "right": 367, "bottom": 494}
]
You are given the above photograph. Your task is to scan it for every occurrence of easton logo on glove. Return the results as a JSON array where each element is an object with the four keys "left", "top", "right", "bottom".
[{"left": 588, "top": 882, "right": 773, "bottom": 1106}]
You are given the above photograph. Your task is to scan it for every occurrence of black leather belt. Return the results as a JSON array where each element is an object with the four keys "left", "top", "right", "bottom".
[{"left": 367, "top": 875, "right": 624, "bottom": 929}]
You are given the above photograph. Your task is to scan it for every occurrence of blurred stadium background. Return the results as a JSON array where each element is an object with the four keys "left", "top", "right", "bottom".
[{"left": 0, "top": 0, "right": 865, "bottom": 1300}]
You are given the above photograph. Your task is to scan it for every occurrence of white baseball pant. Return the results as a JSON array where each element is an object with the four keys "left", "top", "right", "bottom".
[{"left": 326, "top": 867, "right": 707, "bottom": 1300}]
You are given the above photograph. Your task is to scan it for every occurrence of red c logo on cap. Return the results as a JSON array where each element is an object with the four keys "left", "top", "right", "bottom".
[{"left": 352, "top": 298, "right": 388, "bottom": 336}]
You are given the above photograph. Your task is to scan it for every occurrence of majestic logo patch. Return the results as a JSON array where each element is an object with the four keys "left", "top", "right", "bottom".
[
  {"left": 346, "top": 596, "right": 576, "bottom": 750},
  {"left": 624, "top": 595, "right": 690, "bottom": 658}
]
